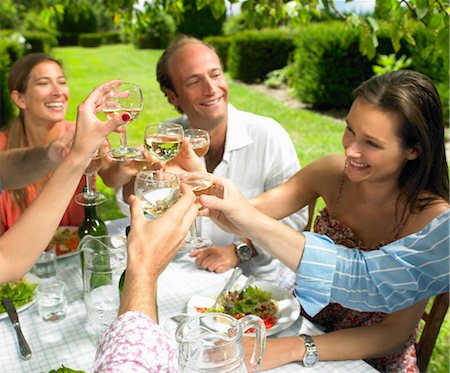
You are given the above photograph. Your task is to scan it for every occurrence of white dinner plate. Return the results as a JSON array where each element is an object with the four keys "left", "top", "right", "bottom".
[
  {"left": 186, "top": 280, "right": 301, "bottom": 336},
  {"left": 0, "top": 273, "right": 39, "bottom": 320}
]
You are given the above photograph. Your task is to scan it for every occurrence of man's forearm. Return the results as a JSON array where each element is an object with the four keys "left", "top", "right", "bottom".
[
  {"left": 0, "top": 146, "right": 59, "bottom": 190},
  {"left": 119, "top": 268, "right": 158, "bottom": 321}
]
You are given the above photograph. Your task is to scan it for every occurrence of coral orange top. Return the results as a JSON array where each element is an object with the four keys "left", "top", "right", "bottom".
[{"left": 0, "top": 121, "right": 85, "bottom": 230}]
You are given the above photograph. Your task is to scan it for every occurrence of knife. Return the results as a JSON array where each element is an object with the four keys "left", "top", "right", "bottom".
[
  {"left": 211, "top": 267, "right": 243, "bottom": 309},
  {"left": 2, "top": 298, "right": 32, "bottom": 360}
]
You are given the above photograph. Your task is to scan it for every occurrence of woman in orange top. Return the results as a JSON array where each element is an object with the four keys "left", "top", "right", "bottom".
[{"left": 0, "top": 53, "right": 131, "bottom": 235}]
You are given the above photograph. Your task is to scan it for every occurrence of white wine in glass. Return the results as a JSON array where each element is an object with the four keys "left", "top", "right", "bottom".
[
  {"left": 144, "top": 122, "right": 183, "bottom": 162},
  {"left": 180, "top": 172, "right": 213, "bottom": 250},
  {"left": 102, "top": 82, "right": 143, "bottom": 161},
  {"left": 184, "top": 129, "right": 210, "bottom": 158},
  {"left": 134, "top": 171, "right": 180, "bottom": 218}
]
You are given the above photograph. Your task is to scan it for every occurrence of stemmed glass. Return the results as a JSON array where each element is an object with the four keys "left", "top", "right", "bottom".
[
  {"left": 184, "top": 129, "right": 210, "bottom": 158},
  {"left": 102, "top": 82, "right": 143, "bottom": 161},
  {"left": 144, "top": 122, "right": 184, "bottom": 163},
  {"left": 75, "top": 150, "right": 106, "bottom": 206},
  {"left": 134, "top": 171, "right": 180, "bottom": 218},
  {"left": 180, "top": 172, "right": 213, "bottom": 250}
]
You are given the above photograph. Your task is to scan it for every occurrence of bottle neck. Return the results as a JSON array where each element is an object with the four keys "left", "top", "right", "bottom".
[{"left": 84, "top": 205, "right": 98, "bottom": 220}]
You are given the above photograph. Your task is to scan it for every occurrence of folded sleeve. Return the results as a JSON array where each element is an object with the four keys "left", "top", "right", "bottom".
[
  {"left": 295, "top": 210, "right": 450, "bottom": 316},
  {"left": 93, "top": 311, "right": 178, "bottom": 372}
]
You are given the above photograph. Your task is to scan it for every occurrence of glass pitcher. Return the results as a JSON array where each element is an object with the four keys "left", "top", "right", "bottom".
[
  {"left": 79, "top": 235, "right": 127, "bottom": 336},
  {"left": 175, "top": 312, "right": 266, "bottom": 373}
]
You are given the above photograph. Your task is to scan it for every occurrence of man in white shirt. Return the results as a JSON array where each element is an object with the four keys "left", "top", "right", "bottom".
[{"left": 118, "top": 35, "right": 308, "bottom": 279}]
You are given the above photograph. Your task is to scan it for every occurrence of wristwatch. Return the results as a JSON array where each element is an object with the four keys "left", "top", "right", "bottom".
[
  {"left": 234, "top": 240, "right": 253, "bottom": 262},
  {"left": 300, "top": 334, "right": 319, "bottom": 367}
]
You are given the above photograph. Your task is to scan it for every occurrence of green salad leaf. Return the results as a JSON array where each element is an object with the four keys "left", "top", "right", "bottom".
[
  {"left": 0, "top": 279, "right": 38, "bottom": 313},
  {"left": 209, "top": 286, "right": 278, "bottom": 319},
  {"left": 47, "top": 365, "right": 86, "bottom": 373}
]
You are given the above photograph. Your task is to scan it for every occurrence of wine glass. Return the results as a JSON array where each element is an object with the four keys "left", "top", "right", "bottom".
[
  {"left": 102, "top": 82, "right": 143, "bottom": 161},
  {"left": 75, "top": 150, "right": 106, "bottom": 206},
  {"left": 179, "top": 172, "right": 213, "bottom": 250},
  {"left": 134, "top": 171, "right": 180, "bottom": 218},
  {"left": 131, "top": 148, "right": 156, "bottom": 172},
  {"left": 144, "top": 122, "right": 184, "bottom": 163},
  {"left": 184, "top": 129, "right": 210, "bottom": 158}
]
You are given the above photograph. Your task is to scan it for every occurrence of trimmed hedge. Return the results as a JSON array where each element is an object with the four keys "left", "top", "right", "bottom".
[
  {"left": 22, "top": 31, "right": 57, "bottom": 53},
  {"left": 0, "top": 31, "right": 25, "bottom": 127},
  {"left": 293, "top": 22, "right": 373, "bottom": 109},
  {"left": 102, "top": 31, "right": 121, "bottom": 45},
  {"left": 228, "top": 28, "right": 295, "bottom": 83},
  {"left": 203, "top": 35, "right": 231, "bottom": 71},
  {"left": 79, "top": 33, "right": 102, "bottom": 48}
]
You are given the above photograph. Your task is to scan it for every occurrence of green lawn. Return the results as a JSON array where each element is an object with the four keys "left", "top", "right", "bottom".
[{"left": 53, "top": 44, "right": 448, "bottom": 372}]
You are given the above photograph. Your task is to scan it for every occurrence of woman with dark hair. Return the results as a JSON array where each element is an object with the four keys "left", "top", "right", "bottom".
[
  {"left": 200, "top": 70, "right": 449, "bottom": 372},
  {"left": 0, "top": 53, "right": 131, "bottom": 236}
]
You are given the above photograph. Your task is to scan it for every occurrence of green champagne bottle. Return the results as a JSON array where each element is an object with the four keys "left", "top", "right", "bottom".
[
  {"left": 78, "top": 191, "right": 109, "bottom": 287},
  {"left": 118, "top": 225, "right": 130, "bottom": 294}
]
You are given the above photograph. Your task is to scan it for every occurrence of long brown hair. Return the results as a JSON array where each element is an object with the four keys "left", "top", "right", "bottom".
[
  {"left": 353, "top": 70, "right": 449, "bottom": 216},
  {"left": 5, "top": 53, "right": 65, "bottom": 210}
]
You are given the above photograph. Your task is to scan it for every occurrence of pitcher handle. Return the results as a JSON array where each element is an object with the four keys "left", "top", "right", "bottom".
[{"left": 239, "top": 314, "right": 266, "bottom": 370}]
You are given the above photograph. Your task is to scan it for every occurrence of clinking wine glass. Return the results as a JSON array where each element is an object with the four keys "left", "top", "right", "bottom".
[
  {"left": 184, "top": 129, "right": 210, "bottom": 158},
  {"left": 180, "top": 172, "right": 213, "bottom": 250},
  {"left": 102, "top": 82, "right": 143, "bottom": 161},
  {"left": 134, "top": 171, "right": 181, "bottom": 218},
  {"left": 75, "top": 150, "right": 106, "bottom": 206},
  {"left": 144, "top": 122, "right": 184, "bottom": 163}
]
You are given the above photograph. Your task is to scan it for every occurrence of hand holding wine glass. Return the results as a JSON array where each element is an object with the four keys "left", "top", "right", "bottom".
[
  {"left": 179, "top": 172, "right": 213, "bottom": 251},
  {"left": 184, "top": 129, "right": 210, "bottom": 158},
  {"left": 144, "top": 122, "right": 184, "bottom": 163},
  {"left": 134, "top": 171, "right": 181, "bottom": 218},
  {"left": 102, "top": 82, "right": 143, "bottom": 161}
]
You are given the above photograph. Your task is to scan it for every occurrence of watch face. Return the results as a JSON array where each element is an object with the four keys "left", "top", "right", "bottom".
[
  {"left": 237, "top": 244, "right": 252, "bottom": 261},
  {"left": 303, "top": 352, "right": 318, "bottom": 367}
]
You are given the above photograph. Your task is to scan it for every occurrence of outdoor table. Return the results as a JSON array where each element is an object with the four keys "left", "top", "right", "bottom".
[{"left": 0, "top": 218, "right": 377, "bottom": 372}]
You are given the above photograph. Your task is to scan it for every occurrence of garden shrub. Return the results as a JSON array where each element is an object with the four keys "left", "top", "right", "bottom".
[
  {"left": 0, "top": 33, "right": 25, "bottom": 126},
  {"left": 177, "top": 0, "right": 225, "bottom": 39},
  {"left": 293, "top": 21, "right": 373, "bottom": 108},
  {"left": 133, "top": 5, "right": 175, "bottom": 49},
  {"left": 57, "top": 2, "right": 98, "bottom": 46},
  {"left": 0, "top": 0, "right": 20, "bottom": 30},
  {"left": 203, "top": 35, "right": 231, "bottom": 71},
  {"left": 102, "top": 31, "right": 121, "bottom": 45},
  {"left": 228, "top": 28, "right": 295, "bottom": 83},
  {"left": 79, "top": 33, "right": 102, "bottom": 48},
  {"left": 21, "top": 31, "right": 57, "bottom": 53}
]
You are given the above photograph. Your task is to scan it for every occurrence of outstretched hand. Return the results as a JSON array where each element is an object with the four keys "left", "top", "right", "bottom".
[
  {"left": 198, "top": 175, "right": 259, "bottom": 238},
  {"left": 72, "top": 80, "right": 128, "bottom": 160},
  {"left": 126, "top": 184, "right": 198, "bottom": 276},
  {"left": 166, "top": 138, "right": 205, "bottom": 174}
]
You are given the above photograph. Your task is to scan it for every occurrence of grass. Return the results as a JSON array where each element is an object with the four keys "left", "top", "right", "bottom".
[{"left": 53, "top": 44, "right": 448, "bottom": 372}]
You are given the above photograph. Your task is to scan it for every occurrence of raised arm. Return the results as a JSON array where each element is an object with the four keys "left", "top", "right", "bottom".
[
  {"left": 0, "top": 130, "right": 73, "bottom": 190},
  {"left": 250, "top": 155, "right": 344, "bottom": 220},
  {"left": 0, "top": 80, "right": 126, "bottom": 283},
  {"left": 199, "top": 176, "right": 450, "bottom": 315}
]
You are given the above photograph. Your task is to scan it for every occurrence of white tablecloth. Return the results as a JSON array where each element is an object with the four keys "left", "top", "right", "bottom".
[{"left": 0, "top": 218, "right": 376, "bottom": 372}]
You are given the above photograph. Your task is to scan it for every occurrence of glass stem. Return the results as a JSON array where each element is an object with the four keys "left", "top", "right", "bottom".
[
  {"left": 189, "top": 218, "right": 198, "bottom": 237},
  {"left": 120, "top": 125, "right": 127, "bottom": 149},
  {"left": 86, "top": 174, "right": 95, "bottom": 197}
]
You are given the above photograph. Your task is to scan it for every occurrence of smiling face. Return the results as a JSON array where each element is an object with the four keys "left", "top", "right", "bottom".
[
  {"left": 12, "top": 61, "right": 69, "bottom": 126},
  {"left": 342, "top": 97, "right": 419, "bottom": 184},
  {"left": 166, "top": 42, "right": 228, "bottom": 130}
]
